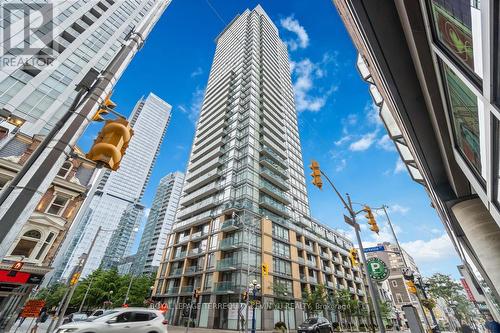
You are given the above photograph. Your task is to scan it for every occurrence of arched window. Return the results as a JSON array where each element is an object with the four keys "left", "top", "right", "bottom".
[
  {"left": 11, "top": 230, "right": 42, "bottom": 257},
  {"left": 35, "top": 232, "right": 55, "bottom": 260},
  {"left": 57, "top": 161, "right": 73, "bottom": 178}
]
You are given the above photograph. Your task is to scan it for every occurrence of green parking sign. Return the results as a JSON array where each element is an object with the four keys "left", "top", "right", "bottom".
[{"left": 367, "top": 258, "right": 389, "bottom": 281}]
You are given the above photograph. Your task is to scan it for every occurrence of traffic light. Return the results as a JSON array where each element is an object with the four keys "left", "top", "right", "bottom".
[
  {"left": 70, "top": 272, "right": 81, "bottom": 286},
  {"left": 364, "top": 206, "right": 379, "bottom": 234},
  {"left": 193, "top": 288, "right": 201, "bottom": 301},
  {"left": 349, "top": 248, "right": 359, "bottom": 266},
  {"left": 92, "top": 94, "right": 116, "bottom": 122},
  {"left": 262, "top": 263, "right": 269, "bottom": 276},
  {"left": 309, "top": 160, "right": 323, "bottom": 190},
  {"left": 406, "top": 280, "right": 417, "bottom": 294},
  {"left": 242, "top": 290, "right": 248, "bottom": 301},
  {"left": 86, "top": 118, "right": 134, "bottom": 171}
]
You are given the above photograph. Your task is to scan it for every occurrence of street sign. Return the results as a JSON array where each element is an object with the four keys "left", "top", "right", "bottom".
[
  {"left": 367, "top": 258, "right": 389, "bottom": 281},
  {"left": 21, "top": 300, "right": 45, "bottom": 318},
  {"left": 363, "top": 245, "right": 385, "bottom": 253},
  {"left": 343, "top": 215, "right": 359, "bottom": 230}
]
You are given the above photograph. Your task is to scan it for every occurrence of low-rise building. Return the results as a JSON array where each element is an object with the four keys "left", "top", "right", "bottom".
[{"left": 0, "top": 132, "right": 96, "bottom": 329}]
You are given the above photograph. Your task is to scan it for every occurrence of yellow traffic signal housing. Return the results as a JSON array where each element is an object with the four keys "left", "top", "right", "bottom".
[
  {"left": 262, "top": 263, "right": 269, "bottom": 276},
  {"left": 92, "top": 95, "right": 117, "bottom": 122},
  {"left": 86, "top": 118, "right": 134, "bottom": 171},
  {"left": 309, "top": 160, "right": 323, "bottom": 190},
  {"left": 70, "top": 272, "right": 81, "bottom": 286},
  {"left": 406, "top": 281, "right": 417, "bottom": 294},
  {"left": 349, "top": 248, "right": 359, "bottom": 266},
  {"left": 364, "top": 206, "right": 380, "bottom": 234}
]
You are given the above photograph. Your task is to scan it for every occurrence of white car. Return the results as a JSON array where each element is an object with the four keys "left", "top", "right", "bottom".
[{"left": 55, "top": 308, "right": 168, "bottom": 333}]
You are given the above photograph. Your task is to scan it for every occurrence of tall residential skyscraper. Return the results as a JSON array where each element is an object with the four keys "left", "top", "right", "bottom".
[
  {"left": 153, "top": 6, "right": 367, "bottom": 330},
  {"left": 56, "top": 93, "right": 171, "bottom": 279},
  {"left": 134, "top": 172, "right": 184, "bottom": 275},
  {"left": 0, "top": 0, "right": 171, "bottom": 137}
]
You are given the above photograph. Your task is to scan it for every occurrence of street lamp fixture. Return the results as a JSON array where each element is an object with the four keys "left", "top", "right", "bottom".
[{"left": 249, "top": 280, "right": 261, "bottom": 333}]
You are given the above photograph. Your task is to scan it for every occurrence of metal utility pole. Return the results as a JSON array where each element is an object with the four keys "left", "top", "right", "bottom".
[
  {"left": 78, "top": 275, "right": 94, "bottom": 312},
  {"left": 380, "top": 206, "right": 434, "bottom": 331},
  {"left": 316, "top": 167, "right": 386, "bottom": 333},
  {"left": 0, "top": 0, "right": 167, "bottom": 257},
  {"left": 123, "top": 274, "right": 134, "bottom": 305},
  {"left": 53, "top": 226, "right": 102, "bottom": 330},
  {"left": 184, "top": 281, "right": 198, "bottom": 333}
]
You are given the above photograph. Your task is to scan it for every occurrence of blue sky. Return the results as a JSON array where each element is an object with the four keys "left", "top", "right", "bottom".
[{"left": 78, "top": 0, "right": 461, "bottom": 278}]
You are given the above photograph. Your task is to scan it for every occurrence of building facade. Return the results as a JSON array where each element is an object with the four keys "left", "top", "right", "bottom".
[
  {"left": 331, "top": 0, "right": 500, "bottom": 315},
  {"left": 134, "top": 171, "right": 184, "bottom": 276},
  {"left": 152, "top": 6, "right": 367, "bottom": 331},
  {"left": 0, "top": 132, "right": 96, "bottom": 329},
  {"left": 54, "top": 93, "right": 171, "bottom": 280},
  {"left": 366, "top": 243, "right": 425, "bottom": 329},
  {"left": 0, "top": 0, "right": 171, "bottom": 137}
]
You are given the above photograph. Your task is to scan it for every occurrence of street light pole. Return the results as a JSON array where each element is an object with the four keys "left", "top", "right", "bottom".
[
  {"left": 78, "top": 275, "right": 94, "bottom": 312},
  {"left": 319, "top": 169, "right": 386, "bottom": 333},
  {"left": 123, "top": 275, "right": 134, "bottom": 306},
  {"left": 249, "top": 279, "right": 260, "bottom": 333},
  {"left": 379, "top": 206, "right": 433, "bottom": 332}
]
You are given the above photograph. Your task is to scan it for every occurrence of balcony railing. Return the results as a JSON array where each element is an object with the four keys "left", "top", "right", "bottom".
[
  {"left": 260, "top": 146, "right": 286, "bottom": 166},
  {"left": 217, "top": 257, "right": 238, "bottom": 270},
  {"left": 259, "top": 156, "right": 288, "bottom": 178},
  {"left": 259, "top": 181, "right": 291, "bottom": 204},
  {"left": 169, "top": 268, "right": 183, "bottom": 276},
  {"left": 297, "top": 257, "right": 305, "bottom": 265},
  {"left": 214, "top": 281, "right": 236, "bottom": 292},
  {"left": 188, "top": 248, "right": 203, "bottom": 256},
  {"left": 166, "top": 287, "right": 179, "bottom": 294},
  {"left": 181, "top": 286, "right": 194, "bottom": 293},
  {"left": 299, "top": 274, "right": 307, "bottom": 282},
  {"left": 191, "top": 231, "right": 207, "bottom": 240},
  {"left": 349, "top": 287, "right": 355, "bottom": 293},
  {"left": 219, "top": 238, "right": 247, "bottom": 250},
  {"left": 260, "top": 168, "right": 289, "bottom": 191},
  {"left": 296, "top": 241, "right": 304, "bottom": 249},
  {"left": 185, "top": 266, "right": 197, "bottom": 274},
  {"left": 307, "top": 260, "right": 316, "bottom": 267},
  {"left": 355, "top": 277, "right": 363, "bottom": 283},
  {"left": 307, "top": 276, "right": 318, "bottom": 284},
  {"left": 324, "top": 266, "right": 332, "bottom": 273},
  {"left": 220, "top": 219, "right": 239, "bottom": 231},
  {"left": 336, "top": 270, "right": 344, "bottom": 277},
  {"left": 259, "top": 196, "right": 289, "bottom": 217},
  {"left": 173, "top": 251, "right": 186, "bottom": 260}
]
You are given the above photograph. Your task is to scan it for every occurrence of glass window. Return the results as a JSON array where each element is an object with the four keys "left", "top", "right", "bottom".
[
  {"left": 429, "top": 0, "right": 481, "bottom": 77},
  {"left": 11, "top": 230, "right": 42, "bottom": 257},
  {"left": 46, "top": 195, "right": 69, "bottom": 216},
  {"left": 57, "top": 161, "right": 72, "bottom": 178},
  {"left": 441, "top": 63, "right": 482, "bottom": 176}
]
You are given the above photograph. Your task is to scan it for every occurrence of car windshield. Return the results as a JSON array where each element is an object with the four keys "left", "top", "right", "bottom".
[
  {"left": 72, "top": 314, "right": 87, "bottom": 320},
  {"left": 304, "top": 318, "right": 318, "bottom": 324},
  {"left": 91, "top": 310, "right": 119, "bottom": 321}
]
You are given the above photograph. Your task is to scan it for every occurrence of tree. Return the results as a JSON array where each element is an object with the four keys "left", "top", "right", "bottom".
[
  {"left": 426, "top": 273, "right": 475, "bottom": 322},
  {"left": 35, "top": 269, "right": 155, "bottom": 312},
  {"left": 378, "top": 301, "right": 392, "bottom": 325},
  {"left": 270, "top": 282, "right": 289, "bottom": 322},
  {"left": 303, "top": 284, "right": 328, "bottom": 318}
]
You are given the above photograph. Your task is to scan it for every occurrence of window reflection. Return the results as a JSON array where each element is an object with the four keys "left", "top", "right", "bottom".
[{"left": 441, "top": 63, "right": 482, "bottom": 175}]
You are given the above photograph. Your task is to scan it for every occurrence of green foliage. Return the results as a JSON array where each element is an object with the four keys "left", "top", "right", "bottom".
[
  {"left": 426, "top": 273, "right": 475, "bottom": 321},
  {"left": 302, "top": 284, "right": 328, "bottom": 317},
  {"left": 378, "top": 301, "right": 392, "bottom": 323},
  {"left": 421, "top": 298, "right": 436, "bottom": 310},
  {"left": 35, "top": 269, "right": 155, "bottom": 311}
]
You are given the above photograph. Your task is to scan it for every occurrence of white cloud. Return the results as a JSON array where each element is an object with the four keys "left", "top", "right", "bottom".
[
  {"left": 291, "top": 58, "right": 328, "bottom": 112},
  {"left": 377, "top": 134, "right": 396, "bottom": 151},
  {"left": 349, "top": 131, "right": 377, "bottom": 151},
  {"left": 334, "top": 135, "right": 352, "bottom": 146},
  {"left": 335, "top": 159, "right": 347, "bottom": 172},
  {"left": 394, "top": 158, "right": 406, "bottom": 174},
  {"left": 179, "top": 87, "right": 205, "bottom": 124},
  {"left": 389, "top": 204, "right": 410, "bottom": 215},
  {"left": 401, "top": 234, "right": 456, "bottom": 263},
  {"left": 280, "top": 15, "right": 309, "bottom": 51},
  {"left": 190, "top": 67, "right": 203, "bottom": 78},
  {"left": 365, "top": 101, "right": 383, "bottom": 126}
]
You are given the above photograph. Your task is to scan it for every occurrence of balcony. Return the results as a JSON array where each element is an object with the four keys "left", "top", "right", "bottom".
[
  {"left": 336, "top": 270, "right": 344, "bottom": 277},
  {"left": 185, "top": 266, "right": 198, "bottom": 274},
  {"left": 169, "top": 268, "right": 183, "bottom": 276},
  {"left": 297, "top": 257, "right": 305, "bottom": 265},
  {"left": 333, "top": 258, "right": 341, "bottom": 264},
  {"left": 343, "top": 261, "right": 350, "bottom": 267},
  {"left": 304, "top": 244, "right": 314, "bottom": 252},
  {"left": 259, "top": 168, "right": 289, "bottom": 191},
  {"left": 345, "top": 273, "right": 353, "bottom": 280},
  {"left": 214, "top": 281, "right": 236, "bottom": 293},
  {"left": 358, "top": 290, "right": 365, "bottom": 296},
  {"left": 259, "top": 154, "right": 288, "bottom": 178},
  {"left": 259, "top": 181, "right": 290, "bottom": 204},
  {"left": 299, "top": 274, "right": 307, "bottom": 282},
  {"left": 178, "top": 196, "right": 218, "bottom": 220},
  {"left": 220, "top": 219, "right": 239, "bottom": 231},
  {"left": 176, "top": 236, "right": 190, "bottom": 244},
  {"left": 307, "top": 260, "right": 316, "bottom": 267},
  {"left": 355, "top": 277, "right": 363, "bottom": 284},
  {"left": 217, "top": 257, "right": 238, "bottom": 271},
  {"left": 324, "top": 266, "right": 332, "bottom": 273},
  {"left": 173, "top": 251, "right": 187, "bottom": 260},
  {"left": 260, "top": 146, "right": 287, "bottom": 167},
  {"left": 259, "top": 196, "right": 289, "bottom": 217},
  {"left": 188, "top": 147, "right": 224, "bottom": 173},
  {"left": 219, "top": 238, "right": 245, "bottom": 250},
  {"left": 307, "top": 276, "right": 318, "bottom": 284},
  {"left": 320, "top": 252, "right": 330, "bottom": 259},
  {"left": 187, "top": 248, "right": 204, "bottom": 257},
  {"left": 349, "top": 287, "right": 356, "bottom": 294},
  {"left": 184, "top": 169, "right": 220, "bottom": 194},
  {"left": 296, "top": 242, "right": 304, "bottom": 249},
  {"left": 181, "top": 286, "right": 194, "bottom": 293},
  {"left": 181, "top": 181, "right": 220, "bottom": 207},
  {"left": 327, "top": 281, "right": 335, "bottom": 289},
  {"left": 191, "top": 231, "right": 207, "bottom": 240},
  {"left": 186, "top": 158, "right": 221, "bottom": 183},
  {"left": 166, "top": 287, "right": 179, "bottom": 294}
]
